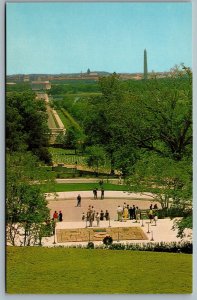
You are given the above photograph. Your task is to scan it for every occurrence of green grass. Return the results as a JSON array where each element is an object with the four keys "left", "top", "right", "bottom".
[
  {"left": 6, "top": 247, "right": 192, "bottom": 294},
  {"left": 39, "top": 182, "right": 129, "bottom": 193},
  {"left": 61, "top": 108, "right": 82, "bottom": 131},
  {"left": 56, "top": 109, "right": 70, "bottom": 128}
]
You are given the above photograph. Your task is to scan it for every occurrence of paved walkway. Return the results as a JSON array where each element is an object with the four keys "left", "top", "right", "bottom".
[{"left": 47, "top": 194, "right": 158, "bottom": 222}]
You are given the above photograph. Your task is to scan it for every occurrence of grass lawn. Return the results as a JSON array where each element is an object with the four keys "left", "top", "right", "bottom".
[
  {"left": 6, "top": 247, "right": 192, "bottom": 294},
  {"left": 39, "top": 182, "right": 129, "bottom": 193}
]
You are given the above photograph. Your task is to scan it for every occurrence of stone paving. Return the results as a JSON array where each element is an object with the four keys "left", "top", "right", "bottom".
[
  {"left": 56, "top": 226, "right": 148, "bottom": 243},
  {"left": 47, "top": 191, "right": 159, "bottom": 222},
  {"left": 43, "top": 191, "right": 192, "bottom": 247}
]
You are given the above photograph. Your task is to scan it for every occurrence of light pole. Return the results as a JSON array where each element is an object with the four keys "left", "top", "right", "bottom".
[
  {"left": 88, "top": 231, "right": 91, "bottom": 242},
  {"left": 108, "top": 218, "right": 111, "bottom": 228},
  {"left": 53, "top": 221, "right": 56, "bottom": 244},
  {"left": 147, "top": 222, "right": 150, "bottom": 234}
]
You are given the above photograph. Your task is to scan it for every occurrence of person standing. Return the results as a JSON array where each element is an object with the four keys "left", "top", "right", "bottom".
[
  {"left": 93, "top": 188, "right": 98, "bottom": 199},
  {"left": 117, "top": 205, "right": 123, "bottom": 221},
  {"left": 58, "top": 210, "right": 63, "bottom": 222},
  {"left": 100, "top": 210, "right": 104, "bottom": 221},
  {"left": 105, "top": 210, "right": 109, "bottom": 221},
  {"left": 53, "top": 211, "right": 58, "bottom": 222},
  {"left": 76, "top": 194, "right": 81, "bottom": 207},
  {"left": 89, "top": 207, "right": 94, "bottom": 227},
  {"left": 132, "top": 205, "right": 136, "bottom": 220},
  {"left": 82, "top": 212, "right": 85, "bottom": 221},
  {"left": 96, "top": 212, "right": 100, "bottom": 227},
  {"left": 135, "top": 206, "right": 141, "bottom": 223},
  {"left": 101, "top": 187, "right": 104, "bottom": 199},
  {"left": 123, "top": 206, "right": 129, "bottom": 221},
  {"left": 129, "top": 206, "right": 133, "bottom": 220}
]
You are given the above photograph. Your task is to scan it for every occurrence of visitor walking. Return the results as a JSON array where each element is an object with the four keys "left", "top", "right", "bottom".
[{"left": 76, "top": 194, "right": 81, "bottom": 207}]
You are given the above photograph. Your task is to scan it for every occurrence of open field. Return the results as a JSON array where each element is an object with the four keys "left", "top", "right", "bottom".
[{"left": 6, "top": 247, "right": 192, "bottom": 294}]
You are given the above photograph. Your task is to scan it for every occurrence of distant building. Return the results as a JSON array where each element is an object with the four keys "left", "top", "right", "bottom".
[
  {"left": 31, "top": 81, "right": 51, "bottom": 91},
  {"left": 24, "top": 75, "right": 30, "bottom": 82}
]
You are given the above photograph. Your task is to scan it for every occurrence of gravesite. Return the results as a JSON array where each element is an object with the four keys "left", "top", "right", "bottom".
[{"left": 5, "top": 1, "right": 193, "bottom": 295}]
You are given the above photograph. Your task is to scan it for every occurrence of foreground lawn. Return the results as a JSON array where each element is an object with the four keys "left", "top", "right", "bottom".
[
  {"left": 6, "top": 247, "right": 192, "bottom": 294},
  {"left": 40, "top": 182, "right": 129, "bottom": 193}
]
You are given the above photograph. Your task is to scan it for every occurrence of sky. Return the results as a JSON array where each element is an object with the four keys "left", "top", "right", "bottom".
[{"left": 6, "top": 2, "right": 192, "bottom": 75}]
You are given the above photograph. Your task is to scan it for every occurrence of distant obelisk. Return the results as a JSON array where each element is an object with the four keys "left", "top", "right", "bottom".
[{"left": 144, "top": 49, "right": 148, "bottom": 80}]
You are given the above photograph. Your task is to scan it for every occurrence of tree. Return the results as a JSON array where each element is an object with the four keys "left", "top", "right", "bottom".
[
  {"left": 87, "top": 68, "right": 90, "bottom": 75},
  {"left": 128, "top": 153, "right": 192, "bottom": 210},
  {"left": 85, "top": 146, "right": 107, "bottom": 175},
  {"left": 83, "top": 73, "right": 130, "bottom": 173},
  {"left": 128, "top": 66, "right": 192, "bottom": 161},
  {"left": 64, "top": 126, "right": 86, "bottom": 154},
  {"left": 6, "top": 91, "right": 51, "bottom": 163},
  {"left": 6, "top": 151, "right": 54, "bottom": 246}
]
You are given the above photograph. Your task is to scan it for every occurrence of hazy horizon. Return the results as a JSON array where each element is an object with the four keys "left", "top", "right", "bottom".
[{"left": 6, "top": 2, "right": 192, "bottom": 75}]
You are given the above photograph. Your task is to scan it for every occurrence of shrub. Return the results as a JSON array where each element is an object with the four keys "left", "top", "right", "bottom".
[
  {"left": 87, "top": 242, "right": 94, "bottom": 249},
  {"left": 103, "top": 236, "right": 113, "bottom": 245}
]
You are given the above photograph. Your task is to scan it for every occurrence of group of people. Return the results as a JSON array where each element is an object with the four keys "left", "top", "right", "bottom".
[
  {"left": 116, "top": 202, "right": 158, "bottom": 223},
  {"left": 93, "top": 187, "right": 105, "bottom": 199},
  {"left": 82, "top": 205, "right": 110, "bottom": 227},
  {"left": 52, "top": 210, "right": 63, "bottom": 222},
  {"left": 148, "top": 204, "right": 158, "bottom": 223},
  {"left": 117, "top": 203, "right": 140, "bottom": 222}
]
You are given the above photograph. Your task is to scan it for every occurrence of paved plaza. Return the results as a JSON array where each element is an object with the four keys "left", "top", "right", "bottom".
[
  {"left": 42, "top": 190, "right": 192, "bottom": 247},
  {"left": 46, "top": 190, "right": 158, "bottom": 222}
]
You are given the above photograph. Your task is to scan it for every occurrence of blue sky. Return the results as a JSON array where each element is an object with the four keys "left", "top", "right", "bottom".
[{"left": 6, "top": 2, "right": 192, "bottom": 75}]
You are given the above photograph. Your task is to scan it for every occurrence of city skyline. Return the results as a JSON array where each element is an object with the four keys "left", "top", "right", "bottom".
[{"left": 6, "top": 2, "right": 192, "bottom": 75}]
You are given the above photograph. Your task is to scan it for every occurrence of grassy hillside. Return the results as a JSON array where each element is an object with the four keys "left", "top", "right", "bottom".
[{"left": 6, "top": 247, "right": 192, "bottom": 294}]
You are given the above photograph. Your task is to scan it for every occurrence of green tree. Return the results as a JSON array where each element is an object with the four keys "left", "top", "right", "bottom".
[
  {"left": 6, "top": 91, "right": 51, "bottom": 163},
  {"left": 128, "top": 153, "right": 192, "bottom": 209},
  {"left": 6, "top": 152, "right": 54, "bottom": 246},
  {"left": 85, "top": 145, "right": 107, "bottom": 175},
  {"left": 128, "top": 66, "right": 192, "bottom": 161}
]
